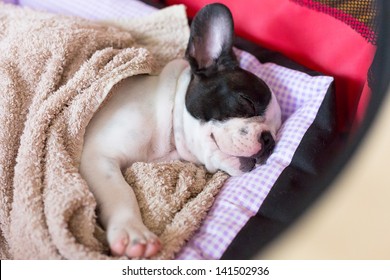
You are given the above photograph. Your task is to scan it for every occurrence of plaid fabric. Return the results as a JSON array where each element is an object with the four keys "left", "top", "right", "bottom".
[
  {"left": 16, "top": 0, "right": 157, "bottom": 18},
  {"left": 12, "top": 0, "right": 334, "bottom": 259},
  {"left": 291, "top": 0, "right": 378, "bottom": 44}
]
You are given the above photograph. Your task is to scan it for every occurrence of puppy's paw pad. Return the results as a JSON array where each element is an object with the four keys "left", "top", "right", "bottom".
[
  {"left": 144, "top": 239, "right": 161, "bottom": 258},
  {"left": 108, "top": 224, "right": 160, "bottom": 258},
  {"left": 126, "top": 242, "right": 146, "bottom": 258},
  {"left": 110, "top": 230, "right": 129, "bottom": 256}
]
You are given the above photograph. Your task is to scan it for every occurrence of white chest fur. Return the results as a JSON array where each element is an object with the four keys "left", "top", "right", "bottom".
[{"left": 81, "top": 59, "right": 189, "bottom": 170}]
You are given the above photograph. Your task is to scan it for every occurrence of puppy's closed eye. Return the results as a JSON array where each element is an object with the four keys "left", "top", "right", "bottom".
[{"left": 238, "top": 93, "right": 256, "bottom": 115}]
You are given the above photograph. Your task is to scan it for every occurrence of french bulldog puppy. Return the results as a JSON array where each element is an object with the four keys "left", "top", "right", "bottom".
[{"left": 80, "top": 3, "right": 281, "bottom": 258}]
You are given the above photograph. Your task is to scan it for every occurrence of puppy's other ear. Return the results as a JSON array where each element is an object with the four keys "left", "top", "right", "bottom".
[{"left": 185, "top": 3, "right": 238, "bottom": 76}]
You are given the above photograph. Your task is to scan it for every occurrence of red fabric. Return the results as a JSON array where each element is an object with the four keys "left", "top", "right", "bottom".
[{"left": 166, "top": 0, "right": 376, "bottom": 131}]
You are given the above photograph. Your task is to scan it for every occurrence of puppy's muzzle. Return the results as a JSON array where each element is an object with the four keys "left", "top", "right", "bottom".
[{"left": 239, "top": 131, "right": 276, "bottom": 172}]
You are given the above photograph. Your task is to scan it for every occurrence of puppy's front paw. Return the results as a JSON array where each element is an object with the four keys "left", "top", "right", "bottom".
[{"left": 107, "top": 221, "right": 161, "bottom": 258}]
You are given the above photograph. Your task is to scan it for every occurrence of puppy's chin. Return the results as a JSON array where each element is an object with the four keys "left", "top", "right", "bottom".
[
  {"left": 238, "top": 157, "right": 256, "bottom": 173},
  {"left": 238, "top": 152, "right": 273, "bottom": 174},
  {"left": 255, "top": 155, "right": 269, "bottom": 165}
]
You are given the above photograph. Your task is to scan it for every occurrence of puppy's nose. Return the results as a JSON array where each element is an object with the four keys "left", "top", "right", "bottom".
[
  {"left": 256, "top": 131, "right": 275, "bottom": 164},
  {"left": 259, "top": 131, "right": 275, "bottom": 153},
  {"left": 251, "top": 131, "right": 276, "bottom": 164}
]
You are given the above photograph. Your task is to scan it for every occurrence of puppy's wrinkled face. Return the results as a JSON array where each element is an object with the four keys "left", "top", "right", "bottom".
[{"left": 184, "top": 3, "right": 281, "bottom": 173}]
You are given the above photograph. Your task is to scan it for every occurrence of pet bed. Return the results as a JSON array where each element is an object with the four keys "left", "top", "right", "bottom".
[{"left": 0, "top": 0, "right": 377, "bottom": 259}]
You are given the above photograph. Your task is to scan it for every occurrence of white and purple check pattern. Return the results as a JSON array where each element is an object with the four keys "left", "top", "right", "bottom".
[
  {"left": 9, "top": 0, "right": 334, "bottom": 259},
  {"left": 13, "top": 0, "right": 157, "bottom": 19}
]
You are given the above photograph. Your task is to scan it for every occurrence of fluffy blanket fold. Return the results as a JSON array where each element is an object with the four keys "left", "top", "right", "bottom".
[{"left": 0, "top": 4, "right": 228, "bottom": 259}]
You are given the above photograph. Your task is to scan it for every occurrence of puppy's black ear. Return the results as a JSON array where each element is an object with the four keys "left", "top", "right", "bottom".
[{"left": 185, "top": 3, "right": 238, "bottom": 76}]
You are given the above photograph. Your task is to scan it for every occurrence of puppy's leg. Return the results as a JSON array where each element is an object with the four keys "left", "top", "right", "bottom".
[{"left": 80, "top": 156, "right": 161, "bottom": 258}]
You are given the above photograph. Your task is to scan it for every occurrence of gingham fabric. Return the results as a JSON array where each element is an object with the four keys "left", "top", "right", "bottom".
[
  {"left": 11, "top": 0, "right": 334, "bottom": 259},
  {"left": 15, "top": 0, "right": 157, "bottom": 18}
]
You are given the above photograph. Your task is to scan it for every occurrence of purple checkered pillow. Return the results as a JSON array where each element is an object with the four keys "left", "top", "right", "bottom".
[{"left": 15, "top": 0, "right": 334, "bottom": 259}]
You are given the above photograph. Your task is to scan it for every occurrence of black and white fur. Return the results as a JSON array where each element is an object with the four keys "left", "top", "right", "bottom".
[{"left": 80, "top": 3, "right": 281, "bottom": 258}]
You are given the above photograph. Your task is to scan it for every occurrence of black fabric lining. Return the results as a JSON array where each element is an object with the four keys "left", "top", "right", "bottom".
[
  {"left": 234, "top": 37, "right": 324, "bottom": 76},
  {"left": 140, "top": 0, "right": 166, "bottom": 9},
  {"left": 221, "top": 83, "right": 340, "bottom": 259}
]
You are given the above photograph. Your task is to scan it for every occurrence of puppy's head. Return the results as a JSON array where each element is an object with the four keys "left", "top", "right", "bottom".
[{"left": 184, "top": 4, "right": 281, "bottom": 173}]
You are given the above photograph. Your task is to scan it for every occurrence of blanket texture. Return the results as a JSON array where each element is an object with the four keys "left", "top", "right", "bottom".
[{"left": 0, "top": 4, "right": 228, "bottom": 259}]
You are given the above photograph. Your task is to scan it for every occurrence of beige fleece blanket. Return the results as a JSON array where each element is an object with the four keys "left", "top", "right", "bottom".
[{"left": 0, "top": 4, "right": 228, "bottom": 260}]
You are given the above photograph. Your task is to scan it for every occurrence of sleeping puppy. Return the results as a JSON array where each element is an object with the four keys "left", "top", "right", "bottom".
[{"left": 80, "top": 3, "right": 281, "bottom": 258}]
